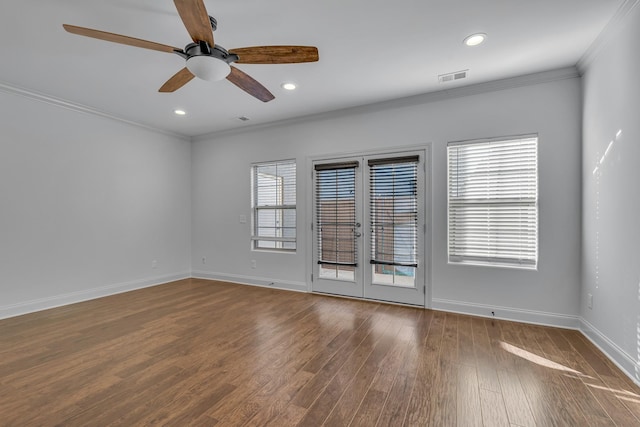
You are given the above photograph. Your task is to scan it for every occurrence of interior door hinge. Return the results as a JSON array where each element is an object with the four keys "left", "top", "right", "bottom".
[
  {"left": 423, "top": 285, "right": 426, "bottom": 294},
  {"left": 311, "top": 273, "right": 314, "bottom": 282},
  {"left": 311, "top": 222, "right": 314, "bottom": 230}
]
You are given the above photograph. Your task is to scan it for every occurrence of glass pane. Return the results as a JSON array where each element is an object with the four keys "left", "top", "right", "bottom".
[
  {"left": 370, "top": 161, "right": 418, "bottom": 270},
  {"left": 372, "top": 265, "right": 415, "bottom": 288},
  {"left": 316, "top": 167, "right": 357, "bottom": 271},
  {"left": 319, "top": 264, "right": 355, "bottom": 281},
  {"left": 256, "top": 240, "right": 276, "bottom": 249}
]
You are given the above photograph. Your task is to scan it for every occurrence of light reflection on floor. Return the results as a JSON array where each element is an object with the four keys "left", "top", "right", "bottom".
[
  {"left": 500, "top": 341, "right": 583, "bottom": 375},
  {"left": 501, "top": 339, "right": 640, "bottom": 406}
]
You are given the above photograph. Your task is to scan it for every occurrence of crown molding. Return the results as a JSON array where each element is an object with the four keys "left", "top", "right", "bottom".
[
  {"left": 0, "top": 63, "right": 581, "bottom": 144},
  {"left": 193, "top": 66, "right": 580, "bottom": 142},
  {"left": 577, "top": 0, "right": 640, "bottom": 73},
  {"left": 0, "top": 81, "right": 191, "bottom": 142}
]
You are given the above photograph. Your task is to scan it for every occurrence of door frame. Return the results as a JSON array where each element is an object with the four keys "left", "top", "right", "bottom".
[{"left": 305, "top": 144, "right": 432, "bottom": 309}]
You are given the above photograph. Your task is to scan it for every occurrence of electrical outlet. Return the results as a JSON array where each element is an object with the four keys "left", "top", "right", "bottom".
[
  {"left": 251, "top": 259, "right": 257, "bottom": 269},
  {"left": 152, "top": 259, "right": 158, "bottom": 269},
  {"left": 588, "top": 293, "right": 593, "bottom": 309}
]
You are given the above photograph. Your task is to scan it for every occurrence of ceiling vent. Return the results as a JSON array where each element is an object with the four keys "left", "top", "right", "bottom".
[{"left": 438, "top": 70, "right": 468, "bottom": 83}]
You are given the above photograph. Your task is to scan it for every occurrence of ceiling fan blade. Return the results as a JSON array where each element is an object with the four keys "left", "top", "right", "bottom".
[
  {"left": 63, "top": 24, "right": 181, "bottom": 53},
  {"left": 173, "top": 0, "right": 214, "bottom": 46},
  {"left": 229, "top": 46, "right": 319, "bottom": 64},
  {"left": 226, "top": 66, "right": 275, "bottom": 102},
  {"left": 159, "top": 68, "right": 195, "bottom": 92}
]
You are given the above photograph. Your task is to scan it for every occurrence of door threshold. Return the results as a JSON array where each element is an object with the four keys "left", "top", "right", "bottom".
[{"left": 311, "top": 291, "right": 425, "bottom": 309}]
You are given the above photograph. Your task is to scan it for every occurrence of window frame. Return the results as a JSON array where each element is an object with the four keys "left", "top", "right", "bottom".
[
  {"left": 251, "top": 159, "right": 297, "bottom": 252},
  {"left": 447, "top": 135, "right": 538, "bottom": 270}
]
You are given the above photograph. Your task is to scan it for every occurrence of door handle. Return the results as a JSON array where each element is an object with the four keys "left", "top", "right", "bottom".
[{"left": 354, "top": 232, "right": 362, "bottom": 237}]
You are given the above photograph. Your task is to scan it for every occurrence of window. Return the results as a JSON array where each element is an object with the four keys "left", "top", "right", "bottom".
[
  {"left": 315, "top": 161, "right": 358, "bottom": 280},
  {"left": 252, "top": 160, "right": 296, "bottom": 251},
  {"left": 369, "top": 156, "right": 419, "bottom": 287},
  {"left": 447, "top": 136, "right": 538, "bottom": 269}
]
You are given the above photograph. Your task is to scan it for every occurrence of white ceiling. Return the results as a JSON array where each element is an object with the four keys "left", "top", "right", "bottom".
[{"left": 0, "top": 0, "right": 624, "bottom": 137}]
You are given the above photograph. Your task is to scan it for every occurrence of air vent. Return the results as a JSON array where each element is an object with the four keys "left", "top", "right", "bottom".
[
  {"left": 237, "top": 116, "right": 250, "bottom": 122},
  {"left": 438, "top": 70, "right": 468, "bottom": 83}
]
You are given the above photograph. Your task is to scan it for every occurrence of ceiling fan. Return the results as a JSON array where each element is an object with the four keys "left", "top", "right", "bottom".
[{"left": 63, "top": 0, "right": 319, "bottom": 102}]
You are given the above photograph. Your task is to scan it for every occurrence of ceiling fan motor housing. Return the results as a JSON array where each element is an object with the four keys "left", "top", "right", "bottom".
[{"left": 181, "top": 42, "right": 239, "bottom": 64}]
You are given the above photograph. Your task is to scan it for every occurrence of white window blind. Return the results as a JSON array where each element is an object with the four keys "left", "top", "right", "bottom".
[
  {"left": 447, "top": 136, "right": 538, "bottom": 268},
  {"left": 252, "top": 160, "right": 296, "bottom": 251}
]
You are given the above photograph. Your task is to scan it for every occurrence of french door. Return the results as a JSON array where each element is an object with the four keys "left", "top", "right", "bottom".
[{"left": 311, "top": 151, "right": 427, "bottom": 306}]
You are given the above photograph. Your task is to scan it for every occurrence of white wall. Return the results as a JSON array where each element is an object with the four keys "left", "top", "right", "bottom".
[
  {"left": 192, "top": 72, "right": 583, "bottom": 327},
  {"left": 0, "top": 91, "right": 192, "bottom": 318},
  {"left": 581, "top": 4, "right": 640, "bottom": 380}
]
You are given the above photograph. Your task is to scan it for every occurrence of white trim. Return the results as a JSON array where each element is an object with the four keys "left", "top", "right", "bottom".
[
  {"left": 0, "top": 81, "right": 191, "bottom": 141},
  {"left": 580, "top": 318, "right": 640, "bottom": 387},
  {"left": 432, "top": 298, "right": 580, "bottom": 329},
  {"left": 191, "top": 270, "right": 307, "bottom": 293},
  {"left": 0, "top": 272, "right": 191, "bottom": 320},
  {"left": 193, "top": 67, "right": 580, "bottom": 141},
  {"left": 577, "top": 0, "right": 640, "bottom": 72}
]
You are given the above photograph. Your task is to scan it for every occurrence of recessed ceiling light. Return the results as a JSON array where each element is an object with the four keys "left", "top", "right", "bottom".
[
  {"left": 281, "top": 82, "right": 297, "bottom": 90},
  {"left": 464, "top": 33, "right": 486, "bottom": 47},
  {"left": 174, "top": 109, "right": 186, "bottom": 116}
]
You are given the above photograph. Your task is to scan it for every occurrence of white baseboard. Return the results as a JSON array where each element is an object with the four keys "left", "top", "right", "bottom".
[
  {"left": 191, "top": 270, "right": 308, "bottom": 293},
  {"left": 0, "top": 272, "right": 191, "bottom": 320},
  {"left": 580, "top": 318, "right": 640, "bottom": 387},
  {"left": 432, "top": 298, "right": 581, "bottom": 329}
]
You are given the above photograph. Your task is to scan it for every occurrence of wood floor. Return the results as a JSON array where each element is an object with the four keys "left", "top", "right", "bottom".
[{"left": 1, "top": 279, "right": 639, "bottom": 426}]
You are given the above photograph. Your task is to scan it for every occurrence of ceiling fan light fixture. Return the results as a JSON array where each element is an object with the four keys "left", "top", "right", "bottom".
[
  {"left": 174, "top": 109, "right": 186, "bottom": 115},
  {"left": 464, "top": 33, "right": 487, "bottom": 47},
  {"left": 281, "top": 82, "right": 297, "bottom": 90},
  {"left": 186, "top": 56, "right": 231, "bottom": 81}
]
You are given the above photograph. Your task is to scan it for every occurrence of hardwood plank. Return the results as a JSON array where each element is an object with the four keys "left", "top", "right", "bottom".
[
  {"left": 457, "top": 363, "right": 482, "bottom": 427},
  {"left": 404, "top": 309, "right": 446, "bottom": 425},
  {"left": 374, "top": 314, "right": 427, "bottom": 427},
  {"left": 322, "top": 320, "right": 401, "bottom": 425},
  {"left": 479, "top": 388, "right": 510, "bottom": 427},
  {"left": 496, "top": 368, "right": 536, "bottom": 427},
  {"left": 350, "top": 323, "right": 417, "bottom": 426},
  {"left": 350, "top": 389, "right": 387, "bottom": 427},
  {"left": 470, "top": 316, "right": 502, "bottom": 393},
  {"left": 458, "top": 314, "right": 476, "bottom": 366},
  {"left": 243, "top": 370, "right": 314, "bottom": 427}
]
